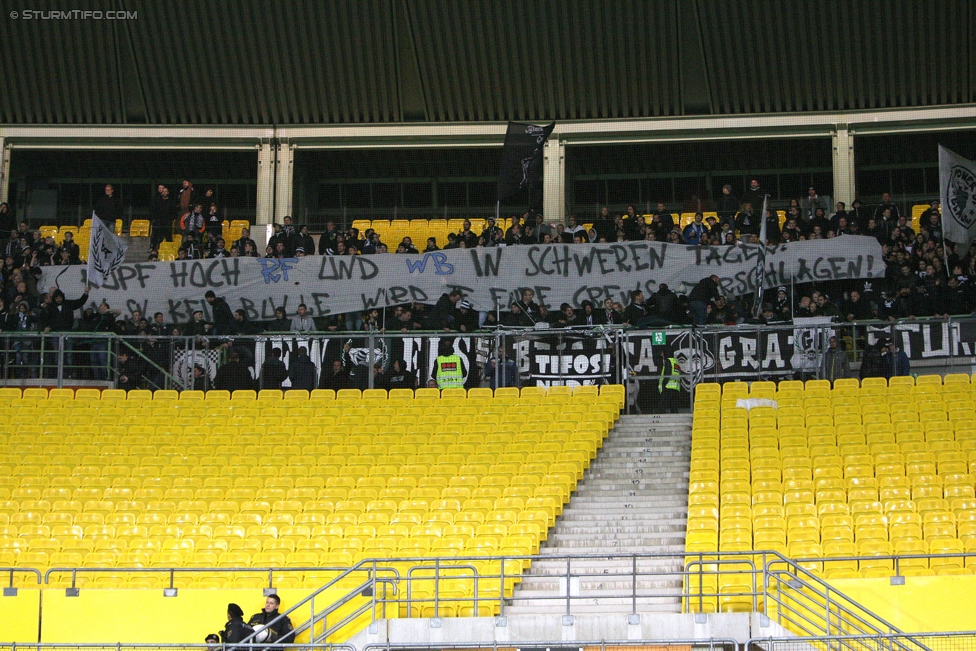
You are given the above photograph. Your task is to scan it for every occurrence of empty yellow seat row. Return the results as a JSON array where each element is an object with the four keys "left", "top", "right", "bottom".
[{"left": 0, "top": 388, "right": 621, "bottom": 591}]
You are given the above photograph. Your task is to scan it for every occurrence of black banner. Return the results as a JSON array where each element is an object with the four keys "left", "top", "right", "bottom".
[
  {"left": 177, "top": 319, "right": 976, "bottom": 391},
  {"left": 497, "top": 122, "right": 555, "bottom": 202}
]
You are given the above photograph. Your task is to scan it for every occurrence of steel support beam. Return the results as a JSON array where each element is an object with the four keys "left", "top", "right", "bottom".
[
  {"left": 0, "top": 137, "right": 9, "bottom": 205},
  {"left": 543, "top": 137, "right": 566, "bottom": 222},
  {"left": 275, "top": 140, "right": 295, "bottom": 220},
  {"left": 832, "top": 126, "right": 856, "bottom": 207},
  {"left": 255, "top": 142, "right": 275, "bottom": 226}
]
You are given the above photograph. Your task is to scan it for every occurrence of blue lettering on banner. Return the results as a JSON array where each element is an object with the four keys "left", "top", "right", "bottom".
[
  {"left": 260, "top": 258, "right": 297, "bottom": 283},
  {"left": 405, "top": 252, "right": 455, "bottom": 275}
]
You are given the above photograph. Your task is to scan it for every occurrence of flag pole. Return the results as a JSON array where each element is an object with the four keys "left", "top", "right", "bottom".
[
  {"left": 938, "top": 202, "right": 951, "bottom": 275},
  {"left": 751, "top": 195, "right": 770, "bottom": 320}
]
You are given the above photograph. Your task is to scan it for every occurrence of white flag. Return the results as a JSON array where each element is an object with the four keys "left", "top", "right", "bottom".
[
  {"left": 86, "top": 213, "right": 128, "bottom": 288},
  {"left": 939, "top": 145, "right": 976, "bottom": 256}
]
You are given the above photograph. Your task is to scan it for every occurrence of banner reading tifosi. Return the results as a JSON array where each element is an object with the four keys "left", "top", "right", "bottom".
[{"left": 42, "top": 237, "right": 883, "bottom": 320}]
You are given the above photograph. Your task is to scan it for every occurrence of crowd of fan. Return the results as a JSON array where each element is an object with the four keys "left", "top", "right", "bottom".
[{"left": 0, "top": 180, "right": 970, "bottom": 367}]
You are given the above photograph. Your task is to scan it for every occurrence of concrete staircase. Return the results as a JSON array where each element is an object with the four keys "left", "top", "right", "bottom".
[
  {"left": 122, "top": 234, "right": 152, "bottom": 262},
  {"left": 507, "top": 414, "right": 692, "bottom": 615}
]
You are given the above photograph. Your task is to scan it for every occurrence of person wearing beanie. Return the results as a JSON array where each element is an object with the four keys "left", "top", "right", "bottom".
[{"left": 222, "top": 603, "right": 252, "bottom": 646}]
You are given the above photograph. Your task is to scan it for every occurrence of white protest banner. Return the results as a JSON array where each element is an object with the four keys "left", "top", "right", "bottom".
[{"left": 42, "top": 236, "right": 883, "bottom": 321}]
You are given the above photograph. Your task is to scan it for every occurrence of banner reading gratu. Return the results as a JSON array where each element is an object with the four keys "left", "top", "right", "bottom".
[{"left": 41, "top": 236, "right": 884, "bottom": 321}]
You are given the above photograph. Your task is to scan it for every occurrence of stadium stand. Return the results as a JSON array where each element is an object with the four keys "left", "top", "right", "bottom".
[
  {"left": 0, "top": 384, "right": 620, "bottom": 616},
  {"left": 688, "top": 375, "right": 976, "bottom": 612}
]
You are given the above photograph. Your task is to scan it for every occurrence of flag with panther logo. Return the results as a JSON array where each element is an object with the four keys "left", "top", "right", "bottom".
[
  {"left": 86, "top": 213, "right": 128, "bottom": 288},
  {"left": 939, "top": 145, "right": 976, "bottom": 256}
]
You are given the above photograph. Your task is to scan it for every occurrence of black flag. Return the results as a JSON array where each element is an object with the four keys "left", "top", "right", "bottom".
[{"left": 497, "top": 122, "right": 555, "bottom": 201}]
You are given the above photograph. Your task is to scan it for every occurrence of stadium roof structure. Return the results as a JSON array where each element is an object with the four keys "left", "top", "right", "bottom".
[{"left": 1, "top": 0, "right": 973, "bottom": 126}]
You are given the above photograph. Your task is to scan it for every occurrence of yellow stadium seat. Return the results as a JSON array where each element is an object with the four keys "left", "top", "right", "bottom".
[{"left": 129, "top": 219, "right": 151, "bottom": 237}]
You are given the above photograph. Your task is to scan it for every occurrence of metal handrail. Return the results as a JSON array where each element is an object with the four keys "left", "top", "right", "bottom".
[
  {"left": 790, "top": 550, "right": 976, "bottom": 570},
  {"left": 310, "top": 578, "right": 397, "bottom": 644},
  {"left": 235, "top": 561, "right": 399, "bottom": 646},
  {"left": 0, "top": 646, "right": 356, "bottom": 650},
  {"left": 364, "top": 639, "right": 742, "bottom": 651},
  {"left": 745, "top": 630, "right": 968, "bottom": 651},
  {"left": 116, "top": 336, "right": 187, "bottom": 391},
  {"left": 43, "top": 565, "right": 394, "bottom": 589},
  {"left": 0, "top": 566, "right": 43, "bottom": 586},
  {"left": 764, "top": 557, "right": 909, "bottom": 640},
  {"left": 765, "top": 568, "right": 894, "bottom": 637}
]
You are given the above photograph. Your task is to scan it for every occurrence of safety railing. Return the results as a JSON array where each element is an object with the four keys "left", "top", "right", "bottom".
[
  {"left": 2, "top": 314, "right": 974, "bottom": 413},
  {"left": 746, "top": 630, "right": 976, "bottom": 651},
  {"left": 0, "top": 640, "right": 740, "bottom": 651},
  {"left": 763, "top": 558, "right": 905, "bottom": 641},
  {"left": 363, "top": 640, "right": 742, "bottom": 651},
  {"left": 31, "top": 549, "right": 916, "bottom": 638},
  {"left": 0, "top": 567, "right": 43, "bottom": 589},
  {"left": 235, "top": 561, "right": 399, "bottom": 646},
  {"left": 789, "top": 551, "right": 976, "bottom": 578},
  {"left": 0, "top": 646, "right": 355, "bottom": 651}
]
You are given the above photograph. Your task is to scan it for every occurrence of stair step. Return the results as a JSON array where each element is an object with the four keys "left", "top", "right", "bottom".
[
  {"left": 574, "top": 485, "right": 689, "bottom": 492},
  {"left": 508, "top": 415, "right": 692, "bottom": 617},
  {"left": 547, "top": 534, "right": 685, "bottom": 544},
  {"left": 540, "top": 546, "right": 686, "bottom": 555},
  {"left": 528, "top": 558, "right": 685, "bottom": 568},
  {"left": 553, "top": 516, "right": 687, "bottom": 525},
  {"left": 553, "top": 525, "right": 687, "bottom": 536},
  {"left": 567, "top": 494, "right": 686, "bottom": 503},
  {"left": 509, "top": 596, "right": 682, "bottom": 609}
]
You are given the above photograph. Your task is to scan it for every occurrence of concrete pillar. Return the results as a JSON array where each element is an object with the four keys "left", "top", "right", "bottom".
[
  {"left": 543, "top": 137, "right": 566, "bottom": 222},
  {"left": 832, "top": 126, "right": 856, "bottom": 207},
  {"left": 255, "top": 141, "right": 275, "bottom": 226},
  {"left": 0, "top": 138, "right": 10, "bottom": 206},
  {"left": 274, "top": 140, "right": 295, "bottom": 220}
]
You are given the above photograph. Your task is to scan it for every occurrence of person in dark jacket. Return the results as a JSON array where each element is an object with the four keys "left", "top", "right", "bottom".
[
  {"left": 40, "top": 283, "right": 89, "bottom": 333},
  {"left": 267, "top": 307, "right": 292, "bottom": 333},
  {"left": 717, "top": 184, "right": 739, "bottom": 230},
  {"left": 820, "top": 336, "right": 851, "bottom": 383},
  {"left": 844, "top": 290, "right": 874, "bottom": 321},
  {"left": 93, "top": 184, "right": 122, "bottom": 229},
  {"left": 191, "top": 364, "right": 210, "bottom": 392},
  {"left": 427, "top": 290, "right": 462, "bottom": 331},
  {"left": 383, "top": 358, "right": 416, "bottom": 391},
  {"left": 221, "top": 603, "right": 252, "bottom": 647},
  {"left": 858, "top": 342, "right": 886, "bottom": 380},
  {"left": 287, "top": 347, "right": 317, "bottom": 391},
  {"left": 149, "top": 184, "right": 177, "bottom": 249},
  {"left": 260, "top": 348, "right": 288, "bottom": 390},
  {"left": 115, "top": 349, "right": 144, "bottom": 391},
  {"left": 623, "top": 290, "right": 649, "bottom": 326},
  {"left": 213, "top": 351, "right": 253, "bottom": 392},
  {"left": 204, "top": 291, "right": 235, "bottom": 335},
  {"left": 456, "top": 300, "right": 480, "bottom": 332},
  {"left": 689, "top": 275, "right": 721, "bottom": 325},
  {"left": 247, "top": 594, "right": 294, "bottom": 647},
  {"left": 882, "top": 338, "right": 911, "bottom": 379},
  {"left": 58, "top": 231, "right": 81, "bottom": 264},
  {"left": 319, "top": 359, "right": 348, "bottom": 391},
  {"left": 651, "top": 284, "right": 679, "bottom": 323}
]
